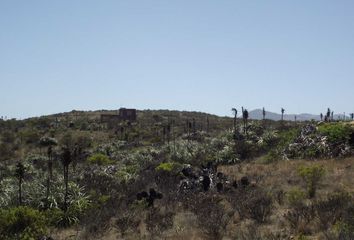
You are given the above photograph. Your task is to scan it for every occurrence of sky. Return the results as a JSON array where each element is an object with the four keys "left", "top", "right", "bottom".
[{"left": 1, "top": 1, "right": 354, "bottom": 119}]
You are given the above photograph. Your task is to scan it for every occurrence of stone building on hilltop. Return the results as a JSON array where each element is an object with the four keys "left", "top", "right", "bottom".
[{"left": 100, "top": 108, "right": 137, "bottom": 123}]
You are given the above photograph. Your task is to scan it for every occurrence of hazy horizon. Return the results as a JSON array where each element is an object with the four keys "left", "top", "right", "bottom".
[{"left": 1, "top": 1, "right": 354, "bottom": 119}]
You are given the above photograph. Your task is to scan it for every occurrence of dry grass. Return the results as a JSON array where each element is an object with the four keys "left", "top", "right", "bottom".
[
  {"left": 53, "top": 157, "right": 354, "bottom": 240},
  {"left": 219, "top": 157, "right": 354, "bottom": 195}
]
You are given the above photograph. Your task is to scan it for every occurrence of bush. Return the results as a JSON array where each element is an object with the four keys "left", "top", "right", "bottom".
[
  {"left": 87, "top": 153, "right": 113, "bottom": 166},
  {"left": 318, "top": 123, "right": 353, "bottom": 145},
  {"left": 286, "top": 188, "right": 306, "bottom": 207},
  {"left": 278, "top": 128, "right": 300, "bottom": 148},
  {"left": 0, "top": 143, "right": 15, "bottom": 161},
  {"left": 187, "top": 194, "right": 231, "bottom": 240},
  {"left": 228, "top": 187, "right": 273, "bottom": 224},
  {"left": 48, "top": 198, "right": 90, "bottom": 228},
  {"left": 0, "top": 206, "right": 47, "bottom": 240},
  {"left": 262, "top": 149, "right": 281, "bottom": 164},
  {"left": 39, "top": 136, "right": 58, "bottom": 147},
  {"left": 245, "top": 190, "right": 273, "bottom": 223},
  {"left": 284, "top": 204, "right": 315, "bottom": 235},
  {"left": 234, "top": 140, "right": 258, "bottom": 160},
  {"left": 19, "top": 129, "right": 41, "bottom": 144},
  {"left": 298, "top": 165, "right": 325, "bottom": 198},
  {"left": 145, "top": 209, "right": 175, "bottom": 238},
  {"left": 315, "top": 191, "right": 353, "bottom": 231},
  {"left": 155, "top": 162, "right": 182, "bottom": 172}
]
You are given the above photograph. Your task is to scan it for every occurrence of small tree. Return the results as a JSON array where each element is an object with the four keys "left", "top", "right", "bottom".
[
  {"left": 298, "top": 165, "right": 325, "bottom": 198},
  {"left": 15, "top": 162, "right": 25, "bottom": 206},
  {"left": 320, "top": 113, "right": 323, "bottom": 121},
  {"left": 281, "top": 108, "right": 285, "bottom": 121}
]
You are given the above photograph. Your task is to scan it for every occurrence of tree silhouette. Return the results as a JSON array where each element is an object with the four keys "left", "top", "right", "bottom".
[
  {"left": 231, "top": 108, "right": 237, "bottom": 133},
  {"left": 15, "top": 162, "right": 25, "bottom": 206},
  {"left": 242, "top": 108, "right": 249, "bottom": 134},
  {"left": 206, "top": 117, "right": 209, "bottom": 133},
  {"left": 262, "top": 107, "right": 266, "bottom": 120},
  {"left": 326, "top": 108, "right": 331, "bottom": 122},
  {"left": 281, "top": 108, "right": 285, "bottom": 121},
  {"left": 320, "top": 113, "right": 323, "bottom": 121},
  {"left": 60, "top": 146, "right": 76, "bottom": 211},
  {"left": 39, "top": 137, "right": 58, "bottom": 206},
  {"left": 192, "top": 118, "right": 196, "bottom": 133}
]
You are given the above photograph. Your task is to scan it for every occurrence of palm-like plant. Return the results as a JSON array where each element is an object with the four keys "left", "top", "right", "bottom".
[
  {"left": 326, "top": 108, "right": 331, "bottom": 122},
  {"left": 39, "top": 137, "right": 58, "bottom": 206},
  {"left": 206, "top": 117, "right": 209, "bottom": 133},
  {"left": 242, "top": 108, "right": 249, "bottom": 134},
  {"left": 231, "top": 108, "right": 237, "bottom": 132},
  {"left": 15, "top": 162, "right": 25, "bottom": 206},
  {"left": 61, "top": 146, "right": 75, "bottom": 211},
  {"left": 281, "top": 108, "right": 285, "bottom": 121},
  {"left": 262, "top": 107, "right": 266, "bottom": 120}
]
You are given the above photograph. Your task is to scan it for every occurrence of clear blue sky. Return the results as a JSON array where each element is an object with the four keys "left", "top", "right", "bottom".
[{"left": 1, "top": 1, "right": 354, "bottom": 119}]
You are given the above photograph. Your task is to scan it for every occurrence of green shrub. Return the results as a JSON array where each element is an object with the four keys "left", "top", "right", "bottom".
[
  {"left": 155, "top": 162, "right": 182, "bottom": 172},
  {"left": 262, "top": 149, "right": 281, "bottom": 164},
  {"left": 314, "top": 191, "right": 353, "bottom": 231},
  {"left": 318, "top": 123, "right": 353, "bottom": 144},
  {"left": 45, "top": 208, "right": 64, "bottom": 226},
  {"left": 117, "top": 166, "right": 139, "bottom": 184},
  {"left": 296, "top": 234, "right": 309, "bottom": 240},
  {"left": 0, "top": 206, "right": 47, "bottom": 240},
  {"left": 18, "top": 129, "right": 41, "bottom": 144},
  {"left": 245, "top": 190, "right": 273, "bottom": 223},
  {"left": 298, "top": 165, "right": 325, "bottom": 198},
  {"left": 286, "top": 188, "right": 306, "bottom": 206},
  {"left": 332, "top": 221, "right": 354, "bottom": 239},
  {"left": 87, "top": 153, "right": 113, "bottom": 165},
  {"left": 278, "top": 128, "right": 300, "bottom": 147}
]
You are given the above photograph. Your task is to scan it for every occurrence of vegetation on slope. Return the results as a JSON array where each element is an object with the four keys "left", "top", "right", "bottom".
[{"left": 0, "top": 109, "right": 354, "bottom": 239}]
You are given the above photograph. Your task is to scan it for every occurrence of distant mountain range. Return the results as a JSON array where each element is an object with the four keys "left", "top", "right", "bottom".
[{"left": 248, "top": 109, "right": 349, "bottom": 121}]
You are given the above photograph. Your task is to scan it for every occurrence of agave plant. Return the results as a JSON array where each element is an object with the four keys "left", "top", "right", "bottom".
[{"left": 0, "top": 178, "right": 17, "bottom": 208}]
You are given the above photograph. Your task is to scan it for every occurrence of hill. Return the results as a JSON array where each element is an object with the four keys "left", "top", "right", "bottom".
[
  {"left": 1, "top": 108, "right": 354, "bottom": 239},
  {"left": 249, "top": 109, "right": 349, "bottom": 121}
]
